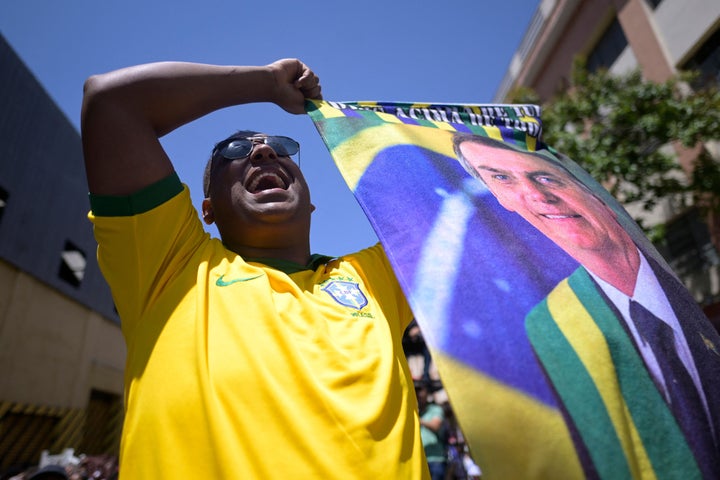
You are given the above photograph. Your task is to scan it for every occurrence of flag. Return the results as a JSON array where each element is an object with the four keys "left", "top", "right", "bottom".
[{"left": 307, "top": 100, "right": 720, "bottom": 480}]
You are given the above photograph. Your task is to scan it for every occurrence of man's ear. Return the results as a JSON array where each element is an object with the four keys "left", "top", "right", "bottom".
[{"left": 202, "top": 198, "right": 215, "bottom": 225}]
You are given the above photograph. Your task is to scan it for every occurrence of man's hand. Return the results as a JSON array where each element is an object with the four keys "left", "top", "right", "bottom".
[
  {"left": 267, "top": 58, "right": 322, "bottom": 114},
  {"left": 82, "top": 59, "right": 323, "bottom": 196}
]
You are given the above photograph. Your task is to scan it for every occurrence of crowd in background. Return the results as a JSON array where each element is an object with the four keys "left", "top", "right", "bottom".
[
  {"left": 1, "top": 453, "right": 117, "bottom": 480},
  {"left": 404, "top": 320, "right": 483, "bottom": 480}
]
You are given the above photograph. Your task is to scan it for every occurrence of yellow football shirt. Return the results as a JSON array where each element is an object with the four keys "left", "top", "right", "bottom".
[{"left": 89, "top": 173, "right": 427, "bottom": 479}]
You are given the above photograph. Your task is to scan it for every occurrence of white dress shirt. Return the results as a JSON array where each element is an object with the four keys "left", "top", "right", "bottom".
[{"left": 588, "top": 250, "right": 710, "bottom": 419}]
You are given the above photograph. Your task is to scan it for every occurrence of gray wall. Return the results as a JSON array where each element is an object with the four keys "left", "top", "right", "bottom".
[{"left": 0, "top": 34, "right": 118, "bottom": 323}]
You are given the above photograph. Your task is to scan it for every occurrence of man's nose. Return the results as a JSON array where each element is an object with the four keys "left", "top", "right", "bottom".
[
  {"left": 249, "top": 142, "right": 279, "bottom": 162},
  {"left": 521, "top": 181, "right": 556, "bottom": 203}
]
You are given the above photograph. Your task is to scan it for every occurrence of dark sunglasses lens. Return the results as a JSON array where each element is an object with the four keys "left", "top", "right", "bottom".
[
  {"left": 220, "top": 140, "right": 253, "bottom": 159},
  {"left": 217, "top": 136, "right": 299, "bottom": 160},
  {"left": 266, "top": 136, "right": 299, "bottom": 157}
]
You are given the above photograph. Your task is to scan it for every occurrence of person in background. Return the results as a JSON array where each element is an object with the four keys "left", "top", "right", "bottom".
[{"left": 415, "top": 380, "right": 447, "bottom": 480}]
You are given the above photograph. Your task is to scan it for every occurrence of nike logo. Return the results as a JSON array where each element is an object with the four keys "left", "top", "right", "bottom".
[{"left": 215, "top": 273, "right": 264, "bottom": 286}]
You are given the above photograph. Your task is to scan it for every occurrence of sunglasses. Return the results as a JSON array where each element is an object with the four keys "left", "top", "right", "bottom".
[{"left": 213, "top": 135, "right": 300, "bottom": 161}]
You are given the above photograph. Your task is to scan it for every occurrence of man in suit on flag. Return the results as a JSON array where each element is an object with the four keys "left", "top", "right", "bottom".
[{"left": 453, "top": 132, "right": 720, "bottom": 478}]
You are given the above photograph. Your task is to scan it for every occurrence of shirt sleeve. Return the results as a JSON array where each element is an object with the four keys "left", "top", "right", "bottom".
[{"left": 88, "top": 173, "right": 208, "bottom": 335}]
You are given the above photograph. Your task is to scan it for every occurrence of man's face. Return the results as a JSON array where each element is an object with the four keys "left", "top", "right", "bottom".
[
  {"left": 459, "top": 141, "right": 621, "bottom": 255},
  {"left": 205, "top": 135, "right": 313, "bottom": 243}
]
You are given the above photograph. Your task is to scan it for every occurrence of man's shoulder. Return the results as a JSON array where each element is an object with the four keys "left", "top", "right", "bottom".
[
  {"left": 339, "top": 243, "right": 386, "bottom": 263},
  {"left": 89, "top": 172, "right": 184, "bottom": 217}
]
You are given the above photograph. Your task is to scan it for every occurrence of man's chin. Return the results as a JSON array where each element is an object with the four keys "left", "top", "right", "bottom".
[{"left": 252, "top": 199, "right": 313, "bottom": 224}]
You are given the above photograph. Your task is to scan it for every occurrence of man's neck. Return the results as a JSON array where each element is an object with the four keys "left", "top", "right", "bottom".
[
  {"left": 572, "top": 245, "right": 640, "bottom": 297},
  {"left": 217, "top": 222, "right": 312, "bottom": 266},
  {"left": 227, "top": 243, "right": 312, "bottom": 266}
]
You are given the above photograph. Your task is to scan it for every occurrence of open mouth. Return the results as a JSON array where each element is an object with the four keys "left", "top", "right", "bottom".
[{"left": 245, "top": 169, "right": 291, "bottom": 193}]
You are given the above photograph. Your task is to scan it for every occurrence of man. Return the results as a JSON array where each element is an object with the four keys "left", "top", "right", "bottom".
[
  {"left": 453, "top": 133, "right": 720, "bottom": 478},
  {"left": 81, "top": 59, "right": 427, "bottom": 479}
]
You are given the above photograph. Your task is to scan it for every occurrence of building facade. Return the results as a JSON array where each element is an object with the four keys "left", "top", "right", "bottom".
[
  {"left": 495, "top": 0, "right": 720, "bottom": 325},
  {"left": 0, "top": 34, "right": 125, "bottom": 472}
]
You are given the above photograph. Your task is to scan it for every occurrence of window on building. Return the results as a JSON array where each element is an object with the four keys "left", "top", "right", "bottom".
[
  {"left": 58, "top": 240, "right": 86, "bottom": 287},
  {"left": 0, "top": 185, "right": 8, "bottom": 224},
  {"left": 587, "top": 18, "right": 629, "bottom": 73},
  {"left": 655, "top": 209, "right": 720, "bottom": 278},
  {"left": 682, "top": 27, "right": 720, "bottom": 88}
]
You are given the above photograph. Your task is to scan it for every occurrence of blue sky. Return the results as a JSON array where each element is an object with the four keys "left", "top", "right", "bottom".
[{"left": 1, "top": 0, "right": 539, "bottom": 257}]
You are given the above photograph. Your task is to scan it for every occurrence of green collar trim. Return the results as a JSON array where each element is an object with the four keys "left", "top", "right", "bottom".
[
  {"left": 246, "top": 253, "right": 334, "bottom": 274},
  {"left": 89, "top": 172, "right": 183, "bottom": 216}
]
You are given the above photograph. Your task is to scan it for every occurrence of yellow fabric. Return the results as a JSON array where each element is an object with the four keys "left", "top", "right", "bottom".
[
  {"left": 546, "top": 279, "right": 655, "bottom": 479},
  {"left": 89, "top": 186, "right": 426, "bottom": 479},
  {"left": 432, "top": 353, "right": 585, "bottom": 480}
]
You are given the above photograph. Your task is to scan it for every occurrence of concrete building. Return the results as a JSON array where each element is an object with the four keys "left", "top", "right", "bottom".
[
  {"left": 494, "top": 0, "right": 720, "bottom": 324},
  {"left": 0, "top": 34, "right": 125, "bottom": 472}
]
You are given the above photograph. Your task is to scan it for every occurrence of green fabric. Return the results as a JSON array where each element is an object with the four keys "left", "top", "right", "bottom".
[
  {"left": 568, "top": 269, "right": 701, "bottom": 480},
  {"left": 526, "top": 295, "right": 632, "bottom": 479},
  {"left": 246, "top": 254, "right": 335, "bottom": 275},
  {"left": 526, "top": 267, "right": 701, "bottom": 479},
  {"left": 90, "top": 172, "right": 183, "bottom": 216}
]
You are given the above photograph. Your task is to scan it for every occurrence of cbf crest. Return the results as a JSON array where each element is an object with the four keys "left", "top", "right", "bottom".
[{"left": 322, "top": 280, "right": 368, "bottom": 310}]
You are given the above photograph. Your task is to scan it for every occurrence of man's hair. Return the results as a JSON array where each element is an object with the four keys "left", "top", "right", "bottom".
[
  {"left": 452, "top": 132, "right": 581, "bottom": 185},
  {"left": 452, "top": 131, "right": 602, "bottom": 204},
  {"left": 203, "top": 130, "right": 262, "bottom": 198},
  {"left": 452, "top": 132, "right": 543, "bottom": 181}
]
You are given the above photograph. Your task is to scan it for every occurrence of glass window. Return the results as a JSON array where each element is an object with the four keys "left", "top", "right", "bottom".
[
  {"left": 682, "top": 27, "right": 720, "bottom": 88},
  {"left": 656, "top": 209, "right": 720, "bottom": 277},
  {"left": 58, "top": 240, "right": 86, "bottom": 287},
  {"left": 587, "top": 18, "right": 629, "bottom": 73},
  {"left": 0, "top": 185, "right": 7, "bottom": 224}
]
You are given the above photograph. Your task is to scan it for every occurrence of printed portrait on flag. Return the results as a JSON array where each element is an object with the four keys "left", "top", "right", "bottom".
[{"left": 307, "top": 99, "right": 720, "bottom": 479}]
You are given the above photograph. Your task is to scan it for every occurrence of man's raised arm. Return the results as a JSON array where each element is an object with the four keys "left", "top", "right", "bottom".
[{"left": 80, "top": 60, "right": 321, "bottom": 196}]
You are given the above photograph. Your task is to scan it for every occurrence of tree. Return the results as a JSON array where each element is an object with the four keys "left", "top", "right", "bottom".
[{"left": 510, "top": 61, "right": 720, "bottom": 239}]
